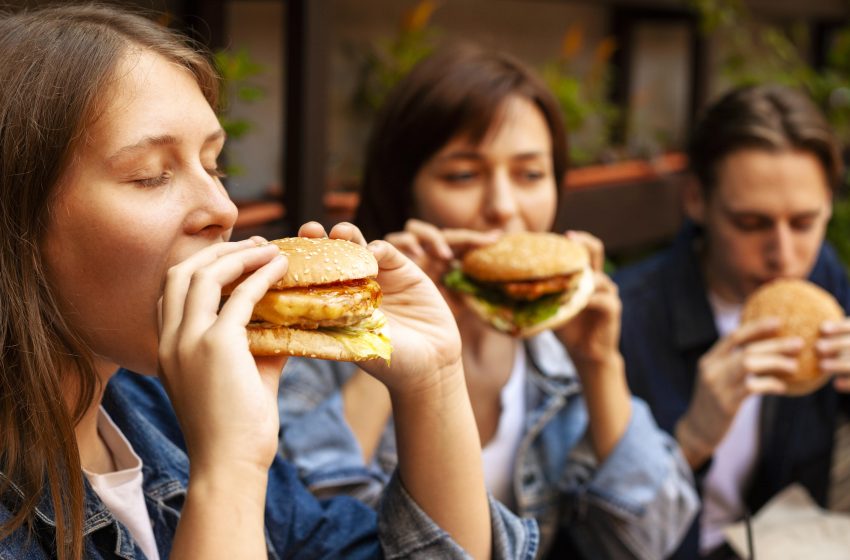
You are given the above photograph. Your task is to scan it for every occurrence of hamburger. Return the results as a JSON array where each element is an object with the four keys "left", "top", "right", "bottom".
[
  {"left": 227, "top": 237, "right": 392, "bottom": 362},
  {"left": 443, "top": 232, "right": 595, "bottom": 338},
  {"left": 741, "top": 278, "right": 844, "bottom": 396}
]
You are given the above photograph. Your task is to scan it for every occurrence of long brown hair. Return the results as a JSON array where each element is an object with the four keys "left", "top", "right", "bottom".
[
  {"left": 689, "top": 84, "right": 843, "bottom": 195},
  {"left": 0, "top": 4, "right": 218, "bottom": 558},
  {"left": 355, "top": 42, "right": 569, "bottom": 240}
]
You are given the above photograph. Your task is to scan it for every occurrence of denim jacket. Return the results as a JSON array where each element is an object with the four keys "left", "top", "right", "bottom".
[
  {"left": 0, "top": 369, "right": 537, "bottom": 559},
  {"left": 279, "top": 332, "right": 699, "bottom": 559}
]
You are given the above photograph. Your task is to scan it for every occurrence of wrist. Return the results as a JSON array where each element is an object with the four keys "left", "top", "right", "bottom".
[
  {"left": 574, "top": 353, "right": 625, "bottom": 383},
  {"left": 675, "top": 414, "right": 715, "bottom": 469},
  {"left": 389, "top": 358, "right": 466, "bottom": 407}
]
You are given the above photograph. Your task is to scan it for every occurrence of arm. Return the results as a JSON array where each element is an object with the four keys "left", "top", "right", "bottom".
[
  {"left": 553, "top": 232, "right": 630, "bottom": 461},
  {"left": 675, "top": 319, "right": 800, "bottom": 469},
  {"left": 301, "top": 222, "right": 492, "bottom": 559},
  {"left": 561, "top": 399, "right": 699, "bottom": 559},
  {"left": 157, "top": 238, "right": 288, "bottom": 559}
]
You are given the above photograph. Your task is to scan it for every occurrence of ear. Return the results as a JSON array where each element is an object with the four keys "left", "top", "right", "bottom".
[{"left": 682, "top": 175, "right": 707, "bottom": 225}]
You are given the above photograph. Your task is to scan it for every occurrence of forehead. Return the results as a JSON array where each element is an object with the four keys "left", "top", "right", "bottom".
[
  {"left": 712, "top": 148, "right": 831, "bottom": 211},
  {"left": 438, "top": 96, "right": 552, "bottom": 157},
  {"left": 83, "top": 49, "right": 216, "bottom": 155}
]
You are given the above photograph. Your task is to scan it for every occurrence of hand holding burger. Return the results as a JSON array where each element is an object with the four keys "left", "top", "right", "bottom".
[
  {"left": 229, "top": 235, "right": 392, "bottom": 362},
  {"left": 443, "top": 231, "right": 595, "bottom": 338},
  {"left": 741, "top": 278, "right": 845, "bottom": 395},
  {"left": 296, "top": 222, "right": 463, "bottom": 394}
]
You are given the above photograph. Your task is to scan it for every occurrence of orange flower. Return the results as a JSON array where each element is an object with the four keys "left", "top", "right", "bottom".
[
  {"left": 402, "top": 0, "right": 440, "bottom": 33},
  {"left": 560, "top": 25, "right": 584, "bottom": 60}
]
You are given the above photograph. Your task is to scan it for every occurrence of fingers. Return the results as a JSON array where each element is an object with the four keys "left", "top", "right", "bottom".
[
  {"left": 386, "top": 231, "right": 426, "bottom": 261},
  {"left": 368, "top": 239, "right": 408, "bottom": 273},
  {"left": 716, "top": 317, "right": 782, "bottom": 354},
  {"left": 744, "top": 374, "right": 789, "bottom": 395},
  {"left": 177, "top": 244, "right": 284, "bottom": 338},
  {"left": 216, "top": 253, "right": 288, "bottom": 327},
  {"left": 565, "top": 230, "right": 605, "bottom": 272},
  {"left": 328, "top": 222, "right": 369, "bottom": 247},
  {"left": 834, "top": 375, "right": 850, "bottom": 392},
  {"left": 440, "top": 228, "right": 501, "bottom": 255},
  {"left": 297, "top": 221, "right": 328, "bottom": 238},
  {"left": 404, "top": 219, "right": 454, "bottom": 260},
  {"left": 160, "top": 239, "right": 263, "bottom": 341}
]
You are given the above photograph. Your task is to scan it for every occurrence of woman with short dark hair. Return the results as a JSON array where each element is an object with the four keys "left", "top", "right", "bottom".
[{"left": 280, "top": 43, "right": 699, "bottom": 559}]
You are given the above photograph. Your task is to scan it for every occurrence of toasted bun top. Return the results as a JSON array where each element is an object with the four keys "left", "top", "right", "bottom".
[
  {"left": 269, "top": 237, "right": 378, "bottom": 289},
  {"left": 461, "top": 232, "right": 589, "bottom": 282},
  {"left": 741, "top": 278, "right": 844, "bottom": 391}
]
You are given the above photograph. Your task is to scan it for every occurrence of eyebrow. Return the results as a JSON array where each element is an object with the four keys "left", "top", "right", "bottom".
[
  {"left": 435, "top": 150, "right": 548, "bottom": 163},
  {"left": 106, "top": 129, "right": 226, "bottom": 163}
]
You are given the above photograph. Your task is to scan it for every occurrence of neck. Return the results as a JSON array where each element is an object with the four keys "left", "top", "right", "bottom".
[{"left": 70, "top": 359, "right": 119, "bottom": 474}]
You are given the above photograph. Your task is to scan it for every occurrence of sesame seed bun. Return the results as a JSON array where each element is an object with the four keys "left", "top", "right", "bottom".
[
  {"left": 444, "top": 232, "right": 594, "bottom": 338},
  {"left": 741, "top": 278, "right": 844, "bottom": 396},
  {"left": 461, "top": 232, "right": 589, "bottom": 282},
  {"left": 268, "top": 237, "right": 378, "bottom": 288},
  {"left": 229, "top": 237, "right": 391, "bottom": 362}
]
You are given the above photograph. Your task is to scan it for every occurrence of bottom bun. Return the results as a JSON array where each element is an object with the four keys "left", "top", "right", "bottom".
[
  {"left": 247, "top": 312, "right": 392, "bottom": 362},
  {"left": 463, "top": 265, "right": 595, "bottom": 338}
]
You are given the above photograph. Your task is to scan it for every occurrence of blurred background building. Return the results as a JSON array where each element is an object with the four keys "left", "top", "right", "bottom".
[{"left": 10, "top": 0, "right": 850, "bottom": 263}]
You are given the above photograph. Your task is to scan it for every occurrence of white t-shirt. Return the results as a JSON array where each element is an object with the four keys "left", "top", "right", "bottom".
[
  {"left": 482, "top": 342, "right": 527, "bottom": 510},
  {"left": 83, "top": 407, "right": 161, "bottom": 560},
  {"left": 700, "top": 292, "right": 762, "bottom": 554}
]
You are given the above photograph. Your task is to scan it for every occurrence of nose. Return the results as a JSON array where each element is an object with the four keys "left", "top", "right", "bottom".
[
  {"left": 765, "top": 222, "right": 795, "bottom": 273},
  {"left": 482, "top": 169, "right": 518, "bottom": 227},
  {"left": 184, "top": 168, "right": 238, "bottom": 237}
]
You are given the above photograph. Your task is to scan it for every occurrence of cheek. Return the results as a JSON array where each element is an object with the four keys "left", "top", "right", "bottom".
[
  {"left": 416, "top": 185, "right": 484, "bottom": 229},
  {"left": 520, "top": 182, "right": 557, "bottom": 231}
]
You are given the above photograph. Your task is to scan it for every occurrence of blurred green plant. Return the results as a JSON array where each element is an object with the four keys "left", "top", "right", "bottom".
[
  {"left": 214, "top": 48, "right": 266, "bottom": 177},
  {"left": 351, "top": 0, "right": 440, "bottom": 115},
  {"left": 691, "top": 0, "right": 850, "bottom": 270},
  {"left": 541, "top": 25, "right": 621, "bottom": 166}
]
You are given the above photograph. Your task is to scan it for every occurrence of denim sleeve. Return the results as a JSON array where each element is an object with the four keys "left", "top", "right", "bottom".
[
  {"left": 378, "top": 472, "right": 539, "bottom": 560},
  {"left": 279, "top": 358, "right": 388, "bottom": 505},
  {"left": 561, "top": 398, "right": 699, "bottom": 560}
]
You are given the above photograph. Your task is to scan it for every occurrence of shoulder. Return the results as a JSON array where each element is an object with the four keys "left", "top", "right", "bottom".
[
  {"left": 812, "top": 241, "right": 850, "bottom": 311},
  {"left": 0, "top": 504, "right": 50, "bottom": 557}
]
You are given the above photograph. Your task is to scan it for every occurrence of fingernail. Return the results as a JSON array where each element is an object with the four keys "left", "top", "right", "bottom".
[{"left": 822, "top": 321, "right": 837, "bottom": 333}]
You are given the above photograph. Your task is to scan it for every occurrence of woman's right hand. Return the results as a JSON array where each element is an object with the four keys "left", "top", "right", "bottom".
[
  {"left": 157, "top": 238, "right": 288, "bottom": 475},
  {"left": 676, "top": 318, "right": 802, "bottom": 468},
  {"left": 385, "top": 219, "right": 500, "bottom": 287}
]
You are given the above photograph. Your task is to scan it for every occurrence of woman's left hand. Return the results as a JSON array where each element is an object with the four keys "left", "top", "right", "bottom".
[
  {"left": 552, "top": 231, "right": 622, "bottom": 371},
  {"left": 817, "top": 318, "right": 850, "bottom": 392},
  {"left": 298, "top": 222, "right": 462, "bottom": 395}
]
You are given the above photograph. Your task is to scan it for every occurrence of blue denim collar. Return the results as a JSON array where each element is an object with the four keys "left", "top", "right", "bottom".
[{"left": 21, "top": 372, "right": 188, "bottom": 545}]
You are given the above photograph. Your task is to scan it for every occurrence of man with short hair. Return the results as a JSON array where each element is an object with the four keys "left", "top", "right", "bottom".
[{"left": 615, "top": 84, "right": 850, "bottom": 559}]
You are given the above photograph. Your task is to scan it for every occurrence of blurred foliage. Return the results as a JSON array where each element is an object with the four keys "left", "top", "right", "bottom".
[
  {"left": 691, "top": 0, "right": 850, "bottom": 270},
  {"left": 541, "top": 25, "right": 621, "bottom": 166},
  {"left": 351, "top": 5, "right": 627, "bottom": 167},
  {"left": 351, "top": 0, "right": 440, "bottom": 115},
  {"left": 214, "top": 48, "right": 266, "bottom": 177}
]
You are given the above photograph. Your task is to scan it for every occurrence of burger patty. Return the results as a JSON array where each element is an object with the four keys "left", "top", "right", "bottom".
[
  {"left": 250, "top": 278, "right": 382, "bottom": 329},
  {"left": 497, "top": 271, "right": 583, "bottom": 301}
]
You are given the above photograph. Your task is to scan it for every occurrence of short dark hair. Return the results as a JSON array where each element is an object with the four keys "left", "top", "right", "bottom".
[
  {"left": 688, "top": 84, "right": 843, "bottom": 194},
  {"left": 355, "top": 42, "right": 568, "bottom": 240}
]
